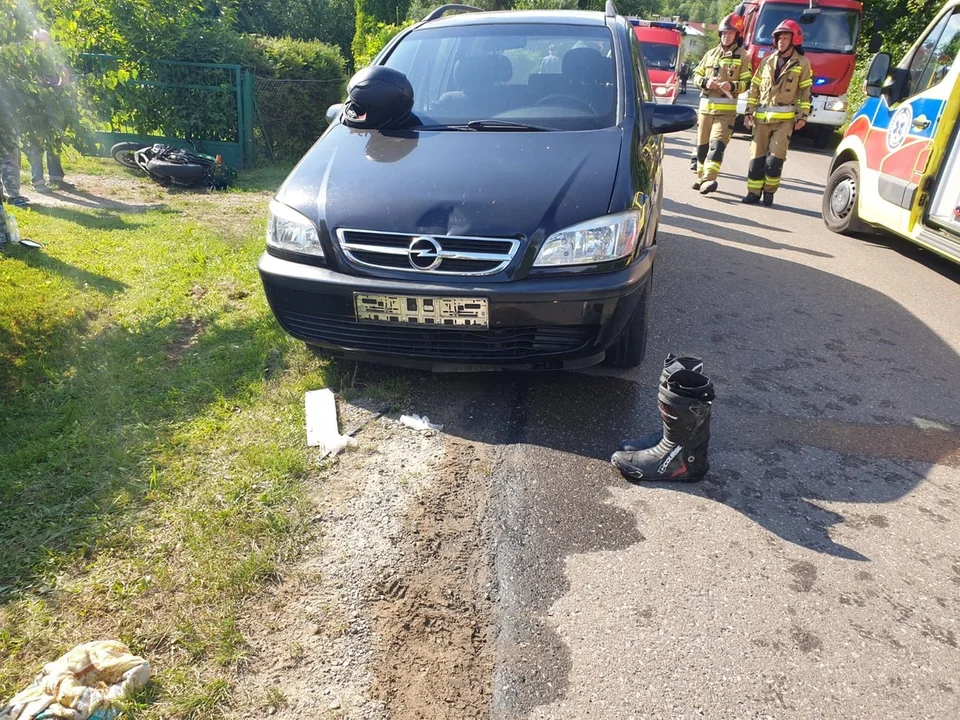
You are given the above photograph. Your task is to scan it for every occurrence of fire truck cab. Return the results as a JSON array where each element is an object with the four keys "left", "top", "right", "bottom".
[
  {"left": 734, "top": 0, "right": 863, "bottom": 144},
  {"left": 823, "top": 0, "right": 960, "bottom": 265},
  {"left": 631, "top": 19, "right": 685, "bottom": 104}
]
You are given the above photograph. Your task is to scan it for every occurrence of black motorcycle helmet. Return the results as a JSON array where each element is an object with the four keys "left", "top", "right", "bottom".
[{"left": 342, "top": 66, "right": 414, "bottom": 130}]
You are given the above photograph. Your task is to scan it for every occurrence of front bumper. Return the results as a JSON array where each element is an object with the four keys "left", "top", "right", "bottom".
[{"left": 258, "top": 248, "right": 655, "bottom": 371}]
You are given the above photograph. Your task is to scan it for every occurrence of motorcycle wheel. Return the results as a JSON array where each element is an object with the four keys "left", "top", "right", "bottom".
[
  {"left": 145, "top": 159, "right": 208, "bottom": 186},
  {"left": 111, "top": 142, "right": 147, "bottom": 169}
]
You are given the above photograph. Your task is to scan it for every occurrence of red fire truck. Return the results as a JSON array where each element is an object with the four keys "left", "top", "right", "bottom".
[
  {"left": 631, "top": 19, "right": 686, "bottom": 104},
  {"left": 734, "top": 0, "right": 864, "bottom": 145}
]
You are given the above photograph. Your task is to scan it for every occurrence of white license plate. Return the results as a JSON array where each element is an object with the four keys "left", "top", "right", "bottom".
[{"left": 354, "top": 294, "right": 489, "bottom": 329}]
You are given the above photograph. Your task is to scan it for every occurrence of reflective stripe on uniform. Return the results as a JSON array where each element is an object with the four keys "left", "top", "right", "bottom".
[
  {"left": 755, "top": 105, "right": 795, "bottom": 121},
  {"left": 751, "top": 75, "right": 762, "bottom": 85},
  {"left": 747, "top": 179, "right": 765, "bottom": 190},
  {"left": 699, "top": 98, "right": 738, "bottom": 112},
  {"left": 799, "top": 79, "right": 813, "bottom": 88},
  {"left": 706, "top": 161, "right": 722, "bottom": 173},
  {"left": 755, "top": 110, "right": 796, "bottom": 121},
  {"left": 764, "top": 176, "right": 781, "bottom": 187}
]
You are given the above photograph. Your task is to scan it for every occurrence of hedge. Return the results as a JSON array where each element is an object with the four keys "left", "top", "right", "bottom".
[{"left": 245, "top": 36, "right": 349, "bottom": 158}]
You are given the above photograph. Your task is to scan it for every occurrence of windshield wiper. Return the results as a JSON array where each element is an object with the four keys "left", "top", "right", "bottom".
[
  {"left": 466, "top": 119, "right": 550, "bottom": 131},
  {"left": 415, "top": 120, "right": 551, "bottom": 132},
  {"left": 415, "top": 124, "right": 475, "bottom": 131}
]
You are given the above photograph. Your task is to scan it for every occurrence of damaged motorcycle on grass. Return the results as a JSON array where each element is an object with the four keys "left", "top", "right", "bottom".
[{"left": 109, "top": 142, "right": 237, "bottom": 189}]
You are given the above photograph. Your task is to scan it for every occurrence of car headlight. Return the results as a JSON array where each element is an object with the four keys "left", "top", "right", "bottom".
[
  {"left": 825, "top": 98, "right": 847, "bottom": 112},
  {"left": 534, "top": 210, "right": 641, "bottom": 267},
  {"left": 267, "top": 199, "right": 323, "bottom": 256},
  {"left": 655, "top": 86, "right": 668, "bottom": 96}
]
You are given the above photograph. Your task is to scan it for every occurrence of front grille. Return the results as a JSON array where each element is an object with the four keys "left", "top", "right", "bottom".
[
  {"left": 267, "top": 288, "right": 595, "bottom": 361},
  {"left": 337, "top": 228, "right": 520, "bottom": 277}
]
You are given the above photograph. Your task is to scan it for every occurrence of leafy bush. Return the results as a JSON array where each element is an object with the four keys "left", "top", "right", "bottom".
[
  {"left": 235, "top": 0, "right": 356, "bottom": 64},
  {"left": 352, "top": 16, "right": 412, "bottom": 68},
  {"left": 244, "top": 36, "right": 348, "bottom": 158},
  {"left": 0, "top": 0, "right": 89, "bottom": 155}
]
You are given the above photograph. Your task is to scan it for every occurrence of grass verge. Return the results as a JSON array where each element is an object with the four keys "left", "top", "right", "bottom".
[{"left": 1, "top": 159, "right": 339, "bottom": 718}]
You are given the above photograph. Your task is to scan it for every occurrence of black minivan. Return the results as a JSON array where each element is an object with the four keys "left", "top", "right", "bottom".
[{"left": 258, "top": 3, "right": 695, "bottom": 370}]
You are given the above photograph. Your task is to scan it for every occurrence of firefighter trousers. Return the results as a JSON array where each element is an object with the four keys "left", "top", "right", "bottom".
[
  {"left": 695, "top": 112, "right": 736, "bottom": 182},
  {"left": 747, "top": 120, "right": 793, "bottom": 196}
]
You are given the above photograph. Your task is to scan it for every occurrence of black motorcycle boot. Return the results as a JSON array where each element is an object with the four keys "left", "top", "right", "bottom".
[
  {"left": 611, "top": 369, "right": 715, "bottom": 483},
  {"left": 617, "top": 355, "right": 704, "bottom": 452}
]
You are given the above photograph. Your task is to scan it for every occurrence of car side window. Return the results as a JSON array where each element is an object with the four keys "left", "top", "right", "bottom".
[
  {"left": 903, "top": 10, "right": 960, "bottom": 97},
  {"left": 630, "top": 33, "right": 653, "bottom": 103}
]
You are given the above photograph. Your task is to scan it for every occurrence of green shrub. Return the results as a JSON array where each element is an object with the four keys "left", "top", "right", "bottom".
[
  {"left": 352, "top": 15, "right": 412, "bottom": 69},
  {"left": 235, "top": 0, "right": 356, "bottom": 63},
  {"left": 0, "top": 1, "right": 89, "bottom": 155},
  {"left": 245, "top": 36, "right": 348, "bottom": 158}
]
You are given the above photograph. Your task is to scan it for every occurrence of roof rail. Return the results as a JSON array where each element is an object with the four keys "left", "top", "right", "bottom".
[
  {"left": 422, "top": 4, "right": 483, "bottom": 22},
  {"left": 605, "top": 1, "right": 618, "bottom": 17}
]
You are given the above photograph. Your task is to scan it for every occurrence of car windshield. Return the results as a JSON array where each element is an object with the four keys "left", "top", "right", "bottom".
[
  {"left": 639, "top": 42, "right": 678, "bottom": 70},
  {"left": 754, "top": 5, "right": 860, "bottom": 53},
  {"left": 384, "top": 23, "right": 617, "bottom": 130}
]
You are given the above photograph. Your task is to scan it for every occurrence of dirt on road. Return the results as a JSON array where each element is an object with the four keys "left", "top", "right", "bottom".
[{"left": 228, "top": 395, "right": 501, "bottom": 719}]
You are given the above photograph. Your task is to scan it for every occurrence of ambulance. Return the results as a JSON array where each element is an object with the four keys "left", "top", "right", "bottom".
[{"left": 823, "top": 1, "right": 960, "bottom": 264}]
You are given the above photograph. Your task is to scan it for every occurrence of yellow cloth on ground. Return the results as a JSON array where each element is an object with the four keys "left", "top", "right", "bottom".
[{"left": 0, "top": 640, "right": 150, "bottom": 720}]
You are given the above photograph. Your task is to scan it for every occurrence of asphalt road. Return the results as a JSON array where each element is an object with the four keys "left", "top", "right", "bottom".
[{"left": 402, "top": 92, "right": 960, "bottom": 719}]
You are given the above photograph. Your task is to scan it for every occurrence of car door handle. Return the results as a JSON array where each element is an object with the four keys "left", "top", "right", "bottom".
[{"left": 912, "top": 115, "right": 931, "bottom": 130}]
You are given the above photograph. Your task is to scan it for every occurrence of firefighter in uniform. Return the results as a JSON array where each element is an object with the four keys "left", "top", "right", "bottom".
[
  {"left": 691, "top": 13, "right": 753, "bottom": 195},
  {"left": 742, "top": 19, "right": 812, "bottom": 206}
]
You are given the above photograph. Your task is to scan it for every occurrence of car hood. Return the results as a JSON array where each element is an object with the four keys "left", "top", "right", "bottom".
[{"left": 277, "top": 124, "right": 623, "bottom": 242}]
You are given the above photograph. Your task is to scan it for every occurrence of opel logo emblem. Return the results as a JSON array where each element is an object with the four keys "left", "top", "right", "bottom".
[{"left": 408, "top": 236, "right": 442, "bottom": 271}]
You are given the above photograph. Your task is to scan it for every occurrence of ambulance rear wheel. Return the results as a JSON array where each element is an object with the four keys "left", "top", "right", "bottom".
[{"left": 823, "top": 161, "right": 868, "bottom": 235}]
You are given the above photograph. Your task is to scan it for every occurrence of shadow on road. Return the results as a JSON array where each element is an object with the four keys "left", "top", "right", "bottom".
[
  {"left": 344, "top": 229, "right": 958, "bottom": 563},
  {"left": 661, "top": 199, "right": 833, "bottom": 258},
  {"left": 334, "top": 225, "right": 959, "bottom": 715},
  {"left": 859, "top": 232, "right": 960, "bottom": 284}
]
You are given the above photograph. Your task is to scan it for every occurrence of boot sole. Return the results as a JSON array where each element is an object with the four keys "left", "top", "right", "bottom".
[{"left": 611, "top": 456, "right": 707, "bottom": 483}]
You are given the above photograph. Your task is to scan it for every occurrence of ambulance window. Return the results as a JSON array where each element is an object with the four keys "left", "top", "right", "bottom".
[{"left": 904, "top": 10, "right": 960, "bottom": 97}]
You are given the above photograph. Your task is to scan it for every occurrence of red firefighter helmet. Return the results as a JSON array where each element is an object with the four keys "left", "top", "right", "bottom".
[
  {"left": 772, "top": 19, "right": 804, "bottom": 46},
  {"left": 718, "top": 13, "right": 745, "bottom": 38}
]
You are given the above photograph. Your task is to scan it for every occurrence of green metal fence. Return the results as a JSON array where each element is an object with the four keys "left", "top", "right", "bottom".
[{"left": 78, "top": 54, "right": 256, "bottom": 168}]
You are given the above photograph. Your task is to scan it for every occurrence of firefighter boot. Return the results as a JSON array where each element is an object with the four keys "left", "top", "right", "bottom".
[
  {"left": 762, "top": 191, "right": 775, "bottom": 207},
  {"left": 741, "top": 193, "right": 760, "bottom": 204},
  {"left": 616, "top": 355, "right": 705, "bottom": 452},
  {"left": 611, "top": 369, "right": 715, "bottom": 483},
  {"left": 699, "top": 180, "right": 718, "bottom": 195}
]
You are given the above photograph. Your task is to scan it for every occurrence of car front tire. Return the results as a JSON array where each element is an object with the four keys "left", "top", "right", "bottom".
[
  {"left": 823, "top": 160, "right": 869, "bottom": 235},
  {"left": 605, "top": 273, "right": 652, "bottom": 369}
]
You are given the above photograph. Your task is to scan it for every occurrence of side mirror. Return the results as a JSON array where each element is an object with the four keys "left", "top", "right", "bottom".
[
  {"left": 326, "top": 103, "right": 343, "bottom": 124},
  {"left": 646, "top": 103, "right": 697, "bottom": 135},
  {"left": 868, "top": 32, "right": 883, "bottom": 54},
  {"left": 733, "top": 3, "right": 745, "bottom": 15},
  {"left": 864, "top": 52, "right": 891, "bottom": 98}
]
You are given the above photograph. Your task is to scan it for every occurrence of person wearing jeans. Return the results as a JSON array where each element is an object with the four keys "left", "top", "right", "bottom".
[
  {"left": 0, "top": 147, "right": 30, "bottom": 206},
  {"left": 25, "top": 142, "right": 69, "bottom": 192},
  {"left": 28, "top": 29, "right": 73, "bottom": 192}
]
